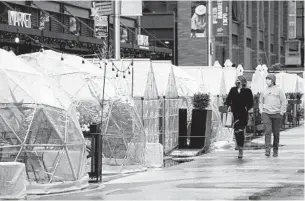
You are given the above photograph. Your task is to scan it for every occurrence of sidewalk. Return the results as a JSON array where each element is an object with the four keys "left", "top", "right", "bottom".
[{"left": 33, "top": 125, "right": 304, "bottom": 200}]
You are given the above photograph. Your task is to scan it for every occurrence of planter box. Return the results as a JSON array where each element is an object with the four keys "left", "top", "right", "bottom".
[
  {"left": 190, "top": 109, "right": 212, "bottom": 149},
  {"left": 288, "top": 99, "right": 298, "bottom": 104}
]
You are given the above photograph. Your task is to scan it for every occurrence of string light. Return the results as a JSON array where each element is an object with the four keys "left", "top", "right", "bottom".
[
  {"left": 61, "top": 54, "right": 64, "bottom": 61},
  {"left": 82, "top": 59, "right": 85, "bottom": 64},
  {"left": 110, "top": 60, "right": 133, "bottom": 79}
]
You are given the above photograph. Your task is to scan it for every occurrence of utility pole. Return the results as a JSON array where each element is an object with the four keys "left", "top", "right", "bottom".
[{"left": 115, "top": 0, "right": 121, "bottom": 59}]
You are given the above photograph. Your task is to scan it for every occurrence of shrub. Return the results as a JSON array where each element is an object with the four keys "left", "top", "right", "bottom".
[
  {"left": 193, "top": 93, "right": 211, "bottom": 110},
  {"left": 296, "top": 92, "right": 303, "bottom": 100}
]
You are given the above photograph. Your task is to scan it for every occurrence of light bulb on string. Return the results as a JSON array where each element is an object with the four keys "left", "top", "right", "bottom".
[
  {"left": 15, "top": 36, "right": 20, "bottom": 43},
  {"left": 116, "top": 71, "right": 119, "bottom": 77},
  {"left": 82, "top": 59, "right": 85, "bottom": 64},
  {"left": 123, "top": 74, "right": 126, "bottom": 79},
  {"left": 61, "top": 54, "right": 64, "bottom": 61},
  {"left": 112, "top": 67, "right": 115, "bottom": 71}
]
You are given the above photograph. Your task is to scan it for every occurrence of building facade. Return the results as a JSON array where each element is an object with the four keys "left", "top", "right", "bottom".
[
  {"left": 142, "top": 1, "right": 304, "bottom": 70},
  {"left": 0, "top": 1, "right": 171, "bottom": 58}
]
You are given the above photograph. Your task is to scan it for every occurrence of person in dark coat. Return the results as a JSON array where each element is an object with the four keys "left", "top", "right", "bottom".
[{"left": 226, "top": 75, "right": 254, "bottom": 158}]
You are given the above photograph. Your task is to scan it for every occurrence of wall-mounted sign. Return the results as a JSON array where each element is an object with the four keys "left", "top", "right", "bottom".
[
  {"left": 212, "top": 0, "right": 229, "bottom": 36},
  {"left": 8, "top": 10, "right": 31, "bottom": 28},
  {"left": 137, "top": 35, "right": 149, "bottom": 49},
  {"left": 91, "top": 1, "right": 113, "bottom": 16},
  {"left": 94, "top": 15, "right": 108, "bottom": 38},
  {"left": 288, "top": 0, "right": 297, "bottom": 39}
]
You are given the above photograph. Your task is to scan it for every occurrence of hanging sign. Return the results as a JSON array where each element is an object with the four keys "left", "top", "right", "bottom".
[
  {"left": 91, "top": 1, "right": 113, "bottom": 16},
  {"left": 39, "top": 11, "right": 49, "bottom": 30},
  {"left": 94, "top": 15, "right": 108, "bottom": 38},
  {"left": 8, "top": 10, "right": 31, "bottom": 28},
  {"left": 212, "top": 0, "right": 229, "bottom": 37},
  {"left": 288, "top": 0, "right": 297, "bottom": 39},
  {"left": 191, "top": 1, "right": 208, "bottom": 38},
  {"left": 137, "top": 35, "right": 149, "bottom": 49}
]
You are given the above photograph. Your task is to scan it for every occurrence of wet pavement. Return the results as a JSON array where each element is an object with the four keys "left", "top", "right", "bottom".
[{"left": 32, "top": 125, "right": 304, "bottom": 200}]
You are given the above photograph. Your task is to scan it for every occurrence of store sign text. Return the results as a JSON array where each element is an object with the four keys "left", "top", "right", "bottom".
[{"left": 8, "top": 10, "right": 31, "bottom": 28}]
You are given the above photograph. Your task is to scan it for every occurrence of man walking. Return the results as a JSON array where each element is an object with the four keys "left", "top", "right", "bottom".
[{"left": 259, "top": 74, "right": 287, "bottom": 157}]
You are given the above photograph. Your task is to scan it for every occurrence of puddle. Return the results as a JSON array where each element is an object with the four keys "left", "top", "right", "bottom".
[{"left": 164, "top": 157, "right": 194, "bottom": 168}]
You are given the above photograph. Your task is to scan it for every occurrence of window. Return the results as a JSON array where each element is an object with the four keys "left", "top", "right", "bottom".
[
  {"left": 259, "top": 41, "right": 264, "bottom": 51},
  {"left": 288, "top": 41, "right": 299, "bottom": 52},
  {"left": 259, "top": 2, "right": 264, "bottom": 30},
  {"left": 281, "top": 46, "right": 285, "bottom": 55},
  {"left": 246, "top": 2, "right": 252, "bottom": 26},
  {"left": 270, "top": 3, "right": 274, "bottom": 34},
  {"left": 296, "top": 17, "right": 303, "bottom": 38},
  {"left": 270, "top": 44, "right": 274, "bottom": 53},
  {"left": 232, "top": 34, "right": 238, "bottom": 45},
  {"left": 246, "top": 38, "right": 252, "bottom": 48},
  {"left": 232, "top": 1, "right": 239, "bottom": 22},
  {"left": 280, "top": 2, "right": 284, "bottom": 35}
]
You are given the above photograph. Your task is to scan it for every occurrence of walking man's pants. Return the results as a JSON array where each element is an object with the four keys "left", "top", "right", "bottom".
[{"left": 262, "top": 113, "right": 283, "bottom": 151}]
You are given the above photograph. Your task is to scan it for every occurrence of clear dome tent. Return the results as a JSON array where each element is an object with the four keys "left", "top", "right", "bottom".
[
  {"left": 20, "top": 51, "right": 147, "bottom": 175},
  {"left": 152, "top": 61, "right": 188, "bottom": 154},
  {"left": 0, "top": 49, "right": 88, "bottom": 194},
  {"left": 178, "top": 66, "right": 230, "bottom": 149},
  {"left": 108, "top": 59, "right": 162, "bottom": 167}
]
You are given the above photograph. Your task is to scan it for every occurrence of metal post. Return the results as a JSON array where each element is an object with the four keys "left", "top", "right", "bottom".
[
  {"left": 208, "top": 0, "right": 213, "bottom": 66},
  {"left": 173, "top": 9, "right": 176, "bottom": 65},
  {"left": 162, "top": 96, "right": 166, "bottom": 154},
  {"left": 107, "top": 16, "right": 110, "bottom": 59},
  {"left": 98, "top": 61, "right": 107, "bottom": 182},
  {"left": 115, "top": 0, "right": 121, "bottom": 59}
]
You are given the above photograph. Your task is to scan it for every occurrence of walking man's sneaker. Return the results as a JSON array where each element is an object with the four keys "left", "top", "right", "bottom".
[
  {"left": 265, "top": 148, "right": 271, "bottom": 157},
  {"left": 238, "top": 147, "right": 243, "bottom": 158}
]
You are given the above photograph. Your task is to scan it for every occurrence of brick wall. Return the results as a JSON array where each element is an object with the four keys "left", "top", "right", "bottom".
[
  {"left": 274, "top": 1, "right": 280, "bottom": 63},
  {"left": 237, "top": 1, "right": 245, "bottom": 67},
  {"left": 177, "top": 1, "right": 208, "bottom": 66},
  {"left": 251, "top": 1, "right": 259, "bottom": 67}
]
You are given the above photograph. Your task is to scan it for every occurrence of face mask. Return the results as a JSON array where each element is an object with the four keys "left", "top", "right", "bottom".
[{"left": 266, "top": 79, "right": 272, "bottom": 86}]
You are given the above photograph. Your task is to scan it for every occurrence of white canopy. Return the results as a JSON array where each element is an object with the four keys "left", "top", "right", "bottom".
[
  {"left": 276, "top": 72, "right": 299, "bottom": 93},
  {"left": 222, "top": 67, "right": 237, "bottom": 94},
  {"left": 179, "top": 66, "right": 226, "bottom": 96},
  {"left": 110, "top": 59, "right": 159, "bottom": 99},
  {"left": 172, "top": 66, "right": 198, "bottom": 97},
  {"left": 251, "top": 68, "right": 267, "bottom": 94},
  {"left": 152, "top": 60, "right": 178, "bottom": 98},
  {"left": 236, "top": 64, "right": 244, "bottom": 76}
]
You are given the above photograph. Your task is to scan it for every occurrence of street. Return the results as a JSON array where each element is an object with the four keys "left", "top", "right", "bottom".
[{"left": 32, "top": 124, "right": 304, "bottom": 200}]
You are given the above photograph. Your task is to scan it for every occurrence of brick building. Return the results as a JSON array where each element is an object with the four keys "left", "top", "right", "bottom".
[{"left": 142, "top": 1, "right": 304, "bottom": 70}]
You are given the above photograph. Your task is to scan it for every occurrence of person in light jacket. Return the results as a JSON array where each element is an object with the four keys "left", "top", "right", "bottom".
[
  {"left": 226, "top": 75, "right": 254, "bottom": 158},
  {"left": 259, "top": 73, "right": 287, "bottom": 157}
]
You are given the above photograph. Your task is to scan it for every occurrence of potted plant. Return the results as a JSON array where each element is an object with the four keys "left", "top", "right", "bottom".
[
  {"left": 295, "top": 92, "right": 303, "bottom": 104},
  {"left": 288, "top": 92, "right": 297, "bottom": 104},
  {"left": 190, "top": 93, "right": 212, "bottom": 149}
]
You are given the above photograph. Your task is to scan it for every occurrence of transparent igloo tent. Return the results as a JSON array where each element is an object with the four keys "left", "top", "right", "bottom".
[
  {"left": 0, "top": 49, "right": 88, "bottom": 194},
  {"left": 20, "top": 50, "right": 147, "bottom": 175}
]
